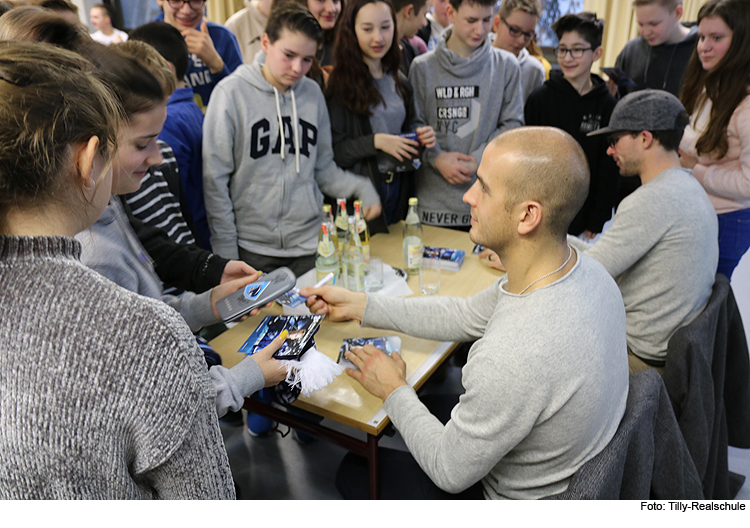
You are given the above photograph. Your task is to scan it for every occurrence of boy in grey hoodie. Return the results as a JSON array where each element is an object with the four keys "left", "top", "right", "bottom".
[
  {"left": 409, "top": 0, "right": 524, "bottom": 229},
  {"left": 203, "top": 4, "right": 380, "bottom": 275}
]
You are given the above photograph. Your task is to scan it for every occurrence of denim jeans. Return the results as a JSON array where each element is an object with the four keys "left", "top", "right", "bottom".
[{"left": 717, "top": 208, "right": 750, "bottom": 279}]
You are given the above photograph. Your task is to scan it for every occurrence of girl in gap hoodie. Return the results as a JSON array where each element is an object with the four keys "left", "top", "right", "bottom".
[{"left": 202, "top": 4, "right": 381, "bottom": 273}]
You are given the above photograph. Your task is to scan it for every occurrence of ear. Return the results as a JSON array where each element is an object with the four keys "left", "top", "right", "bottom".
[
  {"left": 261, "top": 32, "right": 271, "bottom": 54},
  {"left": 446, "top": 4, "right": 455, "bottom": 24},
  {"left": 640, "top": 130, "right": 655, "bottom": 149},
  {"left": 492, "top": 14, "right": 501, "bottom": 33},
  {"left": 593, "top": 45, "right": 603, "bottom": 61},
  {"left": 516, "top": 200, "right": 543, "bottom": 236},
  {"left": 75, "top": 136, "right": 100, "bottom": 185}
]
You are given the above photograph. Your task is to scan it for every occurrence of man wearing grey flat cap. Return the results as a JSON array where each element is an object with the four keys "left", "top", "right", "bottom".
[{"left": 568, "top": 89, "right": 719, "bottom": 373}]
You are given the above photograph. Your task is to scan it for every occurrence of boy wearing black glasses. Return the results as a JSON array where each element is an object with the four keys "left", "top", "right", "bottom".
[
  {"left": 491, "top": 0, "right": 545, "bottom": 101},
  {"left": 524, "top": 12, "right": 619, "bottom": 240},
  {"left": 156, "top": 0, "right": 243, "bottom": 112}
]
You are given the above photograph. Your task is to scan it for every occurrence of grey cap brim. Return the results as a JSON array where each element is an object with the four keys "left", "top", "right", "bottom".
[{"left": 587, "top": 126, "right": 622, "bottom": 137}]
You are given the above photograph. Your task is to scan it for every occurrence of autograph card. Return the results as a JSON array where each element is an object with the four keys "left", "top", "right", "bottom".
[
  {"left": 337, "top": 336, "right": 402, "bottom": 370},
  {"left": 240, "top": 315, "right": 324, "bottom": 360}
]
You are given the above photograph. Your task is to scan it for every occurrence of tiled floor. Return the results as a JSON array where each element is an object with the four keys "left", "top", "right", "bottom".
[{"left": 222, "top": 251, "right": 750, "bottom": 500}]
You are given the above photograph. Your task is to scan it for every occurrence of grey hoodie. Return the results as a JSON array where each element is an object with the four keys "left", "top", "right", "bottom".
[
  {"left": 203, "top": 60, "right": 380, "bottom": 260},
  {"left": 516, "top": 47, "right": 545, "bottom": 102},
  {"left": 409, "top": 29, "right": 524, "bottom": 227}
]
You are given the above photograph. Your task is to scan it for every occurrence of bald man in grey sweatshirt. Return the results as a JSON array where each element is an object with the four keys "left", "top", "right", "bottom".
[{"left": 302, "top": 128, "right": 628, "bottom": 499}]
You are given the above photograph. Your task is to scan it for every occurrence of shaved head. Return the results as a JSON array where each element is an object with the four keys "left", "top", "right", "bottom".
[{"left": 487, "top": 127, "right": 590, "bottom": 238}]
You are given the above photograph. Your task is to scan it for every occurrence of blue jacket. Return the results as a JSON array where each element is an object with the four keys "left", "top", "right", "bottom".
[
  {"left": 155, "top": 13, "right": 242, "bottom": 112},
  {"left": 159, "top": 87, "right": 211, "bottom": 250}
]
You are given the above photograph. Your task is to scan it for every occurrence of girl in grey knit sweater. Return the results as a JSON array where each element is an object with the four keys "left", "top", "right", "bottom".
[{"left": 0, "top": 42, "right": 236, "bottom": 499}]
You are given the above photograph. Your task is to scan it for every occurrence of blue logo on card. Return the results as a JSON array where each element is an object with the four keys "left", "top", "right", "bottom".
[{"left": 244, "top": 281, "right": 269, "bottom": 300}]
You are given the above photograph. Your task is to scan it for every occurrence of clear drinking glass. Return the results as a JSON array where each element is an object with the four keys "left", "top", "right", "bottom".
[
  {"left": 365, "top": 257, "right": 383, "bottom": 292},
  {"left": 419, "top": 258, "right": 440, "bottom": 295}
]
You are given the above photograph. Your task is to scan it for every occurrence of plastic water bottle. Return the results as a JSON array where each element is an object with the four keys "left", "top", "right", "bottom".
[{"left": 403, "top": 197, "right": 423, "bottom": 276}]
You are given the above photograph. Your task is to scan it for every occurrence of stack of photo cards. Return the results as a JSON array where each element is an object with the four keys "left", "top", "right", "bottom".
[
  {"left": 337, "top": 336, "right": 402, "bottom": 370},
  {"left": 240, "top": 315, "right": 324, "bottom": 360}
]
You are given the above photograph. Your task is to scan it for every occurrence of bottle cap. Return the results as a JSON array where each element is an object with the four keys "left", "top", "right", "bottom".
[{"left": 408, "top": 197, "right": 418, "bottom": 206}]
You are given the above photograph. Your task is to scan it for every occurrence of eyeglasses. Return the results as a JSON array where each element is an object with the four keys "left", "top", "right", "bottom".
[
  {"left": 607, "top": 132, "right": 632, "bottom": 148},
  {"left": 167, "top": 0, "right": 206, "bottom": 10},
  {"left": 501, "top": 17, "right": 535, "bottom": 41},
  {"left": 554, "top": 47, "right": 593, "bottom": 59}
]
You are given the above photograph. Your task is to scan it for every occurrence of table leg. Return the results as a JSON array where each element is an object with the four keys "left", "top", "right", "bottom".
[{"left": 367, "top": 434, "right": 378, "bottom": 500}]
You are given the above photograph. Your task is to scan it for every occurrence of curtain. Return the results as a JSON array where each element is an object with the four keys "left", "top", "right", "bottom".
[
  {"left": 206, "top": 0, "right": 245, "bottom": 24},
  {"left": 583, "top": 0, "right": 705, "bottom": 69}
]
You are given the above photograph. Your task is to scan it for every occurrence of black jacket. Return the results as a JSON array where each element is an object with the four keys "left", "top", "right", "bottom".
[
  {"left": 125, "top": 203, "right": 227, "bottom": 294},
  {"left": 662, "top": 274, "right": 750, "bottom": 499},
  {"left": 326, "top": 73, "right": 422, "bottom": 235},
  {"left": 525, "top": 72, "right": 620, "bottom": 235}
]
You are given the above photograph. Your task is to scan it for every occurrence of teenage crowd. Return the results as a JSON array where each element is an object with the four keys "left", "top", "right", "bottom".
[{"left": 0, "top": 0, "right": 748, "bottom": 500}]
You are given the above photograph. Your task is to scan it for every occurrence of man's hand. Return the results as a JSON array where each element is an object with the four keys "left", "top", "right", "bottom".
[
  {"left": 300, "top": 285, "right": 366, "bottom": 322},
  {"left": 345, "top": 345, "right": 407, "bottom": 401},
  {"left": 435, "top": 152, "right": 477, "bottom": 184},
  {"left": 210, "top": 274, "right": 263, "bottom": 319},
  {"left": 251, "top": 330, "right": 289, "bottom": 387},
  {"left": 374, "top": 133, "right": 419, "bottom": 161},
  {"left": 416, "top": 126, "right": 436, "bottom": 149},
  {"left": 478, "top": 248, "right": 506, "bottom": 272},
  {"left": 363, "top": 201, "right": 382, "bottom": 221},
  {"left": 182, "top": 20, "right": 224, "bottom": 74},
  {"left": 220, "top": 260, "right": 260, "bottom": 284}
]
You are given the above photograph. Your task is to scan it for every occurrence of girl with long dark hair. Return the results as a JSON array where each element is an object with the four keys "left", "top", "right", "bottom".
[
  {"left": 679, "top": 0, "right": 750, "bottom": 279},
  {"left": 326, "top": 0, "right": 435, "bottom": 232}
]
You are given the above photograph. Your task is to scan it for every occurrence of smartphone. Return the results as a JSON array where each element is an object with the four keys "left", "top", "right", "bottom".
[{"left": 216, "top": 267, "right": 297, "bottom": 323}]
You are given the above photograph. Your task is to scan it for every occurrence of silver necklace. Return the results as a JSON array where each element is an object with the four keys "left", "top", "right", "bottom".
[{"left": 518, "top": 245, "right": 573, "bottom": 295}]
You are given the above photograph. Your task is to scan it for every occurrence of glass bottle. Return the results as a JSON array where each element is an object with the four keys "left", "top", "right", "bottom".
[{"left": 402, "top": 197, "right": 423, "bottom": 276}]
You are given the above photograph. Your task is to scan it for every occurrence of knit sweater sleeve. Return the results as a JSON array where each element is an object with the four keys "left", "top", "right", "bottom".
[
  {"left": 140, "top": 395, "right": 236, "bottom": 499},
  {"left": 361, "top": 282, "right": 500, "bottom": 342},
  {"left": 567, "top": 186, "right": 672, "bottom": 277},
  {"left": 383, "top": 343, "right": 543, "bottom": 494},
  {"left": 123, "top": 298, "right": 235, "bottom": 498}
]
